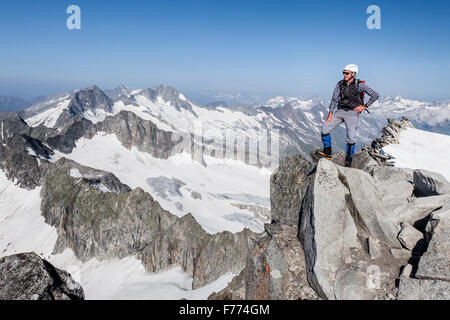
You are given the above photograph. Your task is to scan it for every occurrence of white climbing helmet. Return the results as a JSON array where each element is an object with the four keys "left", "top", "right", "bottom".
[{"left": 344, "top": 64, "right": 359, "bottom": 74}]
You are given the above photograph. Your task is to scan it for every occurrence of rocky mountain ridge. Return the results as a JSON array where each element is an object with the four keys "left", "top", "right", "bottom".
[{"left": 210, "top": 118, "right": 450, "bottom": 300}]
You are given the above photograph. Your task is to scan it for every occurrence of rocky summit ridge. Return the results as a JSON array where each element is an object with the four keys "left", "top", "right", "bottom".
[{"left": 1, "top": 112, "right": 449, "bottom": 300}]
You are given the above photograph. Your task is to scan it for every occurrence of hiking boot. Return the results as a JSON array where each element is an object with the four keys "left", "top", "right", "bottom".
[
  {"left": 344, "top": 157, "right": 353, "bottom": 167},
  {"left": 318, "top": 146, "right": 332, "bottom": 160},
  {"left": 345, "top": 143, "right": 355, "bottom": 167}
]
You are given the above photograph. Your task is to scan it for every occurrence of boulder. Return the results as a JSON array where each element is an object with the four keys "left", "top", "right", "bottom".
[
  {"left": 397, "top": 222, "right": 424, "bottom": 251},
  {"left": 397, "top": 278, "right": 450, "bottom": 300},
  {"left": 415, "top": 201, "right": 450, "bottom": 281},
  {"left": 413, "top": 169, "right": 450, "bottom": 197},
  {"left": 390, "top": 248, "right": 411, "bottom": 260},
  {"left": 393, "top": 195, "right": 450, "bottom": 225},
  {"left": 0, "top": 252, "right": 84, "bottom": 300},
  {"left": 371, "top": 166, "right": 414, "bottom": 212}
]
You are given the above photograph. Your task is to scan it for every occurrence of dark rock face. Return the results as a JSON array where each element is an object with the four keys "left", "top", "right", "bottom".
[
  {"left": 45, "top": 116, "right": 93, "bottom": 154},
  {"left": 270, "top": 154, "right": 315, "bottom": 226},
  {"left": 96, "top": 111, "right": 180, "bottom": 159},
  {"left": 40, "top": 158, "right": 177, "bottom": 261},
  {"left": 139, "top": 214, "right": 253, "bottom": 290},
  {"left": 209, "top": 225, "right": 318, "bottom": 300},
  {"left": 54, "top": 86, "right": 113, "bottom": 128},
  {"left": 0, "top": 117, "right": 54, "bottom": 189},
  {"left": 0, "top": 253, "right": 84, "bottom": 300},
  {"left": 39, "top": 158, "right": 253, "bottom": 287},
  {"left": 193, "top": 229, "right": 253, "bottom": 289},
  {"left": 413, "top": 169, "right": 450, "bottom": 197}
]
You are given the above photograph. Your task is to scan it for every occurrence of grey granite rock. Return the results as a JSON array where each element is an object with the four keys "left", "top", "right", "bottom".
[
  {"left": 413, "top": 169, "right": 450, "bottom": 197},
  {"left": 416, "top": 201, "right": 450, "bottom": 282},
  {"left": 209, "top": 225, "right": 317, "bottom": 300},
  {"left": 372, "top": 166, "right": 414, "bottom": 212},
  {"left": 0, "top": 252, "right": 84, "bottom": 300},
  {"left": 397, "top": 278, "right": 450, "bottom": 300},
  {"left": 270, "top": 154, "right": 315, "bottom": 226},
  {"left": 397, "top": 222, "right": 423, "bottom": 251}
]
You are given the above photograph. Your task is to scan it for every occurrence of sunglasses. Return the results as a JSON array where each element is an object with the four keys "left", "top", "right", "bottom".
[{"left": 343, "top": 71, "right": 351, "bottom": 75}]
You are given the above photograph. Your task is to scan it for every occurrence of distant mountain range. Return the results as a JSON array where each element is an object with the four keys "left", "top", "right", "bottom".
[
  {"left": 0, "top": 96, "right": 30, "bottom": 112},
  {"left": 2, "top": 84, "right": 448, "bottom": 159}
]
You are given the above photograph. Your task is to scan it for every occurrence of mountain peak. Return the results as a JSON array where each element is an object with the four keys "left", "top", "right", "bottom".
[
  {"left": 105, "top": 85, "right": 132, "bottom": 99},
  {"left": 138, "top": 85, "right": 196, "bottom": 113}
]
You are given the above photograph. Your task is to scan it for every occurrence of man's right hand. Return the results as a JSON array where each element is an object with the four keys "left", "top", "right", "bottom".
[{"left": 324, "top": 112, "right": 333, "bottom": 124}]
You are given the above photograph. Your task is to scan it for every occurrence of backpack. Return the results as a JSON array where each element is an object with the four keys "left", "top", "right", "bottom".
[{"left": 356, "top": 79, "right": 366, "bottom": 105}]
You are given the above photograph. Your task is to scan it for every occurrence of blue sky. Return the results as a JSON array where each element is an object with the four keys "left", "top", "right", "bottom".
[{"left": 0, "top": 0, "right": 449, "bottom": 101}]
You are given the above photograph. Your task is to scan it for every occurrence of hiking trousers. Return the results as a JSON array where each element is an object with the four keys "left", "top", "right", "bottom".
[{"left": 321, "top": 108, "right": 360, "bottom": 144}]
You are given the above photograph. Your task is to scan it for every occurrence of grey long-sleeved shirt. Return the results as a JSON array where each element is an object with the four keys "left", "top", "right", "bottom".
[{"left": 328, "top": 80, "right": 380, "bottom": 113}]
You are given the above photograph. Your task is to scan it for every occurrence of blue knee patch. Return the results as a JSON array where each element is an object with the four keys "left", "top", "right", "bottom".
[
  {"left": 322, "top": 133, "right": 331, "bottom": 148},
  {"left": 346, "top": 143, "right": 355, "bottom": 158}
]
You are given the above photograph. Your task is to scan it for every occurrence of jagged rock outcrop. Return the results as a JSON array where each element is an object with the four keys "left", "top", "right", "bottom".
[
  {"left": 209, "top": 225, "right": 318, "bottom": 300},
  {"left": 370, "top": 117, "right": 415, "bottom": 154},
  {"left": 39, "top": 158, "right": 253, "bottom": 288},
  {"left": 397, "top": 194, "right": 450, "bottom": 299},
  {"left": 214, "top": 121, "right": 449, "bottom": 300},
  {"left": 46, "top": 110, "right": 204, "bottom": 164},
  {"left": 270, "top": 154, "right": 315, "bottom": 226},
  {"left": 415, "top": 201, "right": 450, "bottom": 281},
  {"left": 41, "top": 158, "right": 178, "bottom": 261},
  {"left": 54, "top": 85, "right": 113, "bottom": 128},
  {"left": 138, "top": 213, "right": 254, "bottom": 289},
  {"left": 413, "top": 169, "right": 450, "bottom": 197},
  {"left": 95, "top": 111, "right": 181, "bottom": 159},
  {"left": 0, "top": 252, "right": 84, "bottom": 300},
  {"left": 0, "top": 117, "right": 54, "bottom": 189}
]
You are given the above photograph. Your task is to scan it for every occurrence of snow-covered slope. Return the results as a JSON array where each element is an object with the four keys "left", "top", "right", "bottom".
[
  {"left": 371, "top": 95, "right": 450, "bottom": 132},
  {"left": 383, "top": 127, "right": 450, "bottom": 181},
  {"left": 0, "top": 169, "right": 235, "bottom": 300},
  {"left": 25, "top": 93, "right": 73, "bottom": 128},
  {"left": 52, "top": 132, "right": 272, "bottom": 234}
]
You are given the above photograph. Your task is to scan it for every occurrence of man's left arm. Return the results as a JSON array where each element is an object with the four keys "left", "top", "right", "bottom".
[{"left": 359, "top": 82, "right": 380, "bottom": 108}]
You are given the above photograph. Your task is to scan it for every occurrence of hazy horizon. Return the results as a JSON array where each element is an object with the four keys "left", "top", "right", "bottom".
[{"left": 1, "top": 0, "right": 449, "bottom": 102}]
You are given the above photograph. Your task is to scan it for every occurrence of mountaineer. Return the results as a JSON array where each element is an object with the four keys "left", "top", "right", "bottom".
[{"left": 319, "top": 64, "right": 380, "bottom": 167}]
